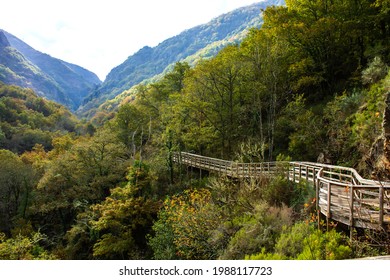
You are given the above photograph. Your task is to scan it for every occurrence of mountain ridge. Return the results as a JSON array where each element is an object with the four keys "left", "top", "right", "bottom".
[
  {"left": 78, "top": 0, "right": 285, "bottom": 118},
  {"left": 0, "top": 29, "right": 101, "bottom": 110},
  {"left": 0, "top": 1, "right": 284, "bottom": 116}
]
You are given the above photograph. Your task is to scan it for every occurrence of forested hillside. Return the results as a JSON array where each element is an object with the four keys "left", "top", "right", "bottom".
[
  {"left": 78, "top": 0, "right": 284, "bottom": 119},
  {"left": 0, "top": 82, "right": 93, "bottom": 153},
  {"left": 0, "top": 0, "right": 389, "bottom": 260}
]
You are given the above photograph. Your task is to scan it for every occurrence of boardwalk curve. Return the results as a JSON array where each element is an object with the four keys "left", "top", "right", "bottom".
[{"left": 173, "top": 152, "right": 390, "bottom": 231}]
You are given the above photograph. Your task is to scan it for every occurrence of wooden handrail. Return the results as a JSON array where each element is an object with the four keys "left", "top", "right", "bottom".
[{"left": 174, "top": 152, "right": 390, "bottom": 231}]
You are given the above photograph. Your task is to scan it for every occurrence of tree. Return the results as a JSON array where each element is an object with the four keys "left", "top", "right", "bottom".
[
  {"left": 149, "top": 188, "right": 220, "bottom": 260},
  {"left": 90, "top": 161, "right": 159, "bottom": 259},
  {"left": 0, "top": 150, "right": 36, "bottom": 234},
  {"left": 114, "top": 103, "right": 150, "bottom": 158},
  {"left": 31, "top": 128, "right": 129, "bottom": 237},
  {"left": 263, "top": 0, "right": 384, "bottom": 100},
  {"left": 276, "top": 95, "right": 324, "bottom": 161},
  {"left": 0, "top": 231, "right": 56, "bottom": 260},
  {"left": 180, "top": 46, "right": 249, "bottom": 157},
  {"left": 241, "top": 27, "right": 292, "bottom": 160}
]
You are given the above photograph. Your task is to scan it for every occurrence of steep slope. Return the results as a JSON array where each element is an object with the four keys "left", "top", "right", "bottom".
[
  {"left": 0, "top": 31, "right": 73, "bottom": 107},
  {"left": 0, "top": 29, "right": 101, "bottom": 110},
  {"left": 0, "top": 82, "right": 81, "bottom": 153},
  {"left": 78, "top": 0, "right": 284, "bottom": 118}
]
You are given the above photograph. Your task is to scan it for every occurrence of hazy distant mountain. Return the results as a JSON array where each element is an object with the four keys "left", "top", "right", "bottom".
[
  {"left": 78, "top": 0, "right": 284, "bottom": 118},
  {"left": 0, "top": 29, "right": 101, "bottom": 110}
]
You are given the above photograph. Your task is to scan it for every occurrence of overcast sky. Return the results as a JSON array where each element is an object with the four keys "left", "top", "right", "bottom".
[{"left": 1, "top": 0, "right": 261, "bottom": 81}]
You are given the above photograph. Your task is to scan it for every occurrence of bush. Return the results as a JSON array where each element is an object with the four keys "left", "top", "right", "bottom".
[
  {"left": 0, "top": 232, "right": 56, "bottom": 260},
  {"left": 297, "top": 227, "right": 352, "bottom": 260},
  {"left": 147, "top": 210, "right": 178, "bottom": 260},
  {"left": 220, "top": 202, "right": 292, "bottom": 259},
  {"left": 246, "top": 222, "right": 353, "bottom": 260},
  {"left": 262, "top": 175, "right": 293, "bottom": 207},
  {"left": 149, "top": 188, "right": 220, "bottom": 260}
]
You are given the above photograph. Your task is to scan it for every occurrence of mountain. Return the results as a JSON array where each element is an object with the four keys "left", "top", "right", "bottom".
[
  {"left": 78, "top": 0, "right": 284, "bottom": 118},
  {"left": 0, "top": 29, "right": 101, "bottom": 111}
]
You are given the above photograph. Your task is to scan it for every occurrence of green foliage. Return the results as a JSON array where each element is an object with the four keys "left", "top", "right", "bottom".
[
  {"left": 246, "top": 222, "right": 352, "bottom": 260},
  {"left": 149, "top": 176, "right": 298, "bottom": 260},
  {"left": 2, "top": 0, "right": 390, "bottom": 260},
  {"left": 0, "top": 83, "right": 80, "bottom": 153},
  {"left": 261, "top": 175, "right": 292, "bottom": 207},
  {"left": 273, "top": 222, "right": 312, "bottom": 259},
  {"left": 90, "top": 161, "right": 159, "bottom": 259},
  {"left": 0, "top": 149, "right": 36, "bottom": 233},
  {"left": 178, "top": 46, "right": 249, "bottom": 155},
  {"left": 29, "top": 128, "right": 129, "bottom": 240},
  {"left": 273, "top": 0, "right": 382, "bottom": 97},
  {"left": 158, "top": 188, "right": 220, "bottom": 260},
  {"left": 296, "top": 226, "right": 352, "bottom": 260},
  {"left": 322, "top": 91, "right": 363, "bottom": 165},
  {"left": 277, "top": 95, "right": 325, "bottom": 160},
  {"left": 351, "top": 70, "right": 390, "bottom": 157},
  {"left": 147, "top": 210, "right": 177, "bottom": 260},
  {"left": 220, "top": 202, "right": 292, "bottom": 259},
  {"left": 62, "top": 209, "right": 97, "bottom": 260},
  {"left": 0, "top": 231, "right": 56, "bottom": 260},
  {"left": 79, "top": 3, "right": 268, "bottom": 118},
  {"left": 362, "top": 57, "right": 389, "bottom": 85},
  {"left": 245, "top": 248, "right": 285, "bottom": 260}
]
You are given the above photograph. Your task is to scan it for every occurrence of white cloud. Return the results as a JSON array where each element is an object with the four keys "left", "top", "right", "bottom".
[{"left": 1, "top": 0, "right": 260, "bottom": 80}]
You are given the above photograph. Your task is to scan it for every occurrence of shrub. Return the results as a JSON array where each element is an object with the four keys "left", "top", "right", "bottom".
[
  {"left": 150, "top": 188, "right": 220, "bottom": 260},
  {"left": 246, "top": 222, "right": 353, "bottom": 260},
  {"left": 220, "top": 202, "right": 292, "bottom": 259}
]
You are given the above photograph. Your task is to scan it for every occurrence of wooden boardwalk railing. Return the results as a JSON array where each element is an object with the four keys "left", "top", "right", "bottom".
[{"left": 173, "top": 152, "right": 390, "bottom": 231}]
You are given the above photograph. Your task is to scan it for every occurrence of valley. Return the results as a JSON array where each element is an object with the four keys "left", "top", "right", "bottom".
[{"left": 0, "top": 0, "right": 389, "bottom": 261}]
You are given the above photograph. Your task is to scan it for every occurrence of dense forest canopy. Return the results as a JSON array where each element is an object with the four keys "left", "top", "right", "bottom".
[{"left": 0, "top": 0, "right": 389, "bottom": 260}]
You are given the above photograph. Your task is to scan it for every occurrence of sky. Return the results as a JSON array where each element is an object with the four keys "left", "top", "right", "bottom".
[{"left": 1, "top": 0, "right": 261, "bottom": 81}]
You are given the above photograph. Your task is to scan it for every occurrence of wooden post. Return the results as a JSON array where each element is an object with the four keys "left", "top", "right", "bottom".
[
  {"left": 315, "top": 177, "right": 320, "bottom": 230},
  {"left": 327, "top": 182, "right": 331, "bottom": 231},
  {"left": 349, "top": 185, "right": 354, "bottom": 240},
  {"left": 305, "top": 166, "right": 308, "bottom": 181},
  {"left": 299, "top": 164, "right": 302, "bottom": 181},
  {"left": 225, "top": 162, "right": 228, "bottom": 176},
  {"left": 379, "top": 186, "right": 384, "bottom": 228},
  {"left": 293, "top": 163, "right": 296, "bottom": 183},
  {"left": 287, "top": 162, "right": 290, "bottom": 182}
]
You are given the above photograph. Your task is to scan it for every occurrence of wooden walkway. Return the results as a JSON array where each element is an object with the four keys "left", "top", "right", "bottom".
[{"left": 173, "top": 152, "right": 390, "bottom": 231}]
